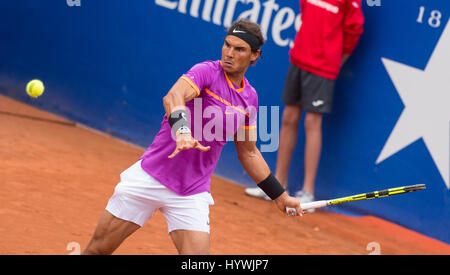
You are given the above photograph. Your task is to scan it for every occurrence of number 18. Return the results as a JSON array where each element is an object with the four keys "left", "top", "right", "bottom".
[{"left": 417, "top": 6, "right": 442, "bottom": 28}]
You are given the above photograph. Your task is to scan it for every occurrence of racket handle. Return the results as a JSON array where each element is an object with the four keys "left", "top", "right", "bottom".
[
  {"left": 301, "top": 200, "right": 328, "bottom": 210},
  {"left": 285, "top": 200, "right": 328, "bottom": 215}
]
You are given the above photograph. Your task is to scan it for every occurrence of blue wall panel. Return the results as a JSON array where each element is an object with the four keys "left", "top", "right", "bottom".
[{"left": 1, "top": 0, "right": 449, "bottom": 243}]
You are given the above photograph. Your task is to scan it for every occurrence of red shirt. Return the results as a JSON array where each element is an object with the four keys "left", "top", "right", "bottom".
[{"left": 290, "top": 0, "right": 364, "bottom": 80}]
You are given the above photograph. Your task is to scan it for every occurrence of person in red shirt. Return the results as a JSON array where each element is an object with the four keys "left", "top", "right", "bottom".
[{"left": 245, "top": 0, "right": 364, "bottom": 210}]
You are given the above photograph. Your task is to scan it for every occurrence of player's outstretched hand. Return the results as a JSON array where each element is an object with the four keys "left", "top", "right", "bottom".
[
  {"left": 274, "top": 192, "right": 303, "bottom": 217},
  {"left": 168, "top": 133, "right": 210, "bottom": 159}
]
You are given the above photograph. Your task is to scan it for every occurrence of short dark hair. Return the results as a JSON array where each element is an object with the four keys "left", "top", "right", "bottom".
[
  {"left": 227, "top": 19, "right": 265, "bottom": 51},
  {"left": 227, "top": 19, "right": 264, "bottom": 65}
]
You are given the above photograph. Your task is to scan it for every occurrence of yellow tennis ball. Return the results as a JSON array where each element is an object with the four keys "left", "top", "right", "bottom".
[{"left": 26, "top": 79, "right": 45, "bottom": 98}]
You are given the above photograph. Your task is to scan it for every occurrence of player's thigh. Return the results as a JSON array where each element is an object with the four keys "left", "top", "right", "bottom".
[
  {"left": 169, "top": 229, "right": 210, "bottom": 255},
  {"left": 84, "top": 210, "right": 140, "bottom": 254},
  {"left": 94, "top": 210, "right": 141, "bottom": 241},
  {"left": 161, "top": 191, "right": 214, "bottom": 254}
]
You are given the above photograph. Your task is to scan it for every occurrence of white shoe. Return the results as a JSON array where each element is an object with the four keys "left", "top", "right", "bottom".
[
  {"left": 295, "top": 190, "right": 315, "bottom": 213},
  {"left": 244, "top": 187, "right": 271, "bottom": 201}
]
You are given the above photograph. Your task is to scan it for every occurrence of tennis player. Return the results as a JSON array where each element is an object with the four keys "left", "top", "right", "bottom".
[{"left": 82, "top": 19, "right": 302, "bottom": 255}]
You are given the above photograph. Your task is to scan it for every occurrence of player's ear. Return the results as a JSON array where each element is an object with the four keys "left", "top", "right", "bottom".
[
  {"left": 250, "top": 50, "right": 261, "bottom": 62},
  {"left": 250, "top": 49, "right": 261, "bottom": 63}
]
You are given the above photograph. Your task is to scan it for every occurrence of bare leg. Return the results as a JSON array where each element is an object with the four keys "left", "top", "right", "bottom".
[
  {"left": 275, "top": 105, "right": 302, "bottom": 188},
  {"left": 82, "top": 210, "right": 140, "bottom": 255},
  {"left": 302, "top": 111, "right": 323, "bottom": 195},
  {"left": 169, "top": 230, "right": 210, "bottom": 255}
]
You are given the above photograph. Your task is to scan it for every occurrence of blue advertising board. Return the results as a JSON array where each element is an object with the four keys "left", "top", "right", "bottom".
[{"left": 0, "top": 0, "right": 448, "bottom": 243}]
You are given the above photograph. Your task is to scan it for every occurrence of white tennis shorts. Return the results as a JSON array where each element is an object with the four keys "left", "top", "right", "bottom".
[{"left": 105, "top": 160, "right": 214, "bottom": 233}]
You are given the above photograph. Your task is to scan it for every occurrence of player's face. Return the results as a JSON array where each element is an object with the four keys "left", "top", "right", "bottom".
[{"left": 221, "top": 36, "right": 259, "bottom": 74}]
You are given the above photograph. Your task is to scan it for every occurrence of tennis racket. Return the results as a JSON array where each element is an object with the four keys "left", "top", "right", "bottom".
[{"left": 286, "top": 184, "right": 426, "bottom": 214}]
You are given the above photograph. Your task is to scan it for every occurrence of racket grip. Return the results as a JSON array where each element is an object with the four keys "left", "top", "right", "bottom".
[
  {"left": 301, "top": 200, "right": 328, "bottom": 210},
  {"left": 285, "top": 200, "right": 328, "bottom": 215}
]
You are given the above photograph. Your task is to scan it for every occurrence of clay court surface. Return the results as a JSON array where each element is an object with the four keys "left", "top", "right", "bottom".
[{"left": 0, "top": 94, "right": 449, "bottom": 255}]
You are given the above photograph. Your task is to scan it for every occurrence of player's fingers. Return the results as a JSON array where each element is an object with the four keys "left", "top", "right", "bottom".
[
  {"left": 285, "top": 207, "right": 297, "bottom": 216},
  {"left": 197, "top": 145, "right": 211, "bottom": 152},
  {"left": 286, "top": 200, "right": 302, "bottom": 217},
  {"left": 168, "top": 148, "right": 180, "bottom": 159},
  {"left": 194, "top": 141, "right": 210, "bottom": 152},
  {"left": 296, "top": 204, "right": 303, "bottom": 217},
  {"left": 180, "top": 144, "right": 191, "bottom": 150},
  {"left": 286, "top": 208, "right": 296, "bottom": 216}
]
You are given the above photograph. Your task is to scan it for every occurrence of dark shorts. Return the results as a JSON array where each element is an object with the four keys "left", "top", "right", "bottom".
[{"left": 281, "top": 63, "right": 335, "bottom": 113}]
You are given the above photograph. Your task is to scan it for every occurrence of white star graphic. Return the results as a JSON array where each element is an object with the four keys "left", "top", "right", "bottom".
[{"left": 377, "top": 19, "right": 450, "bottom": 189}]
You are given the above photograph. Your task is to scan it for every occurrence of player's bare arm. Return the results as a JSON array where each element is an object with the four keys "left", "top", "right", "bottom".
[
  {"left": 162, "top": 77, "right": 198, "bottom": 116},
  {"left": 163, "top": 78, "right": 210, "bottom": 158},
  {"left": 234, "top": 128, "right": 302, "bottom": 216}
]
